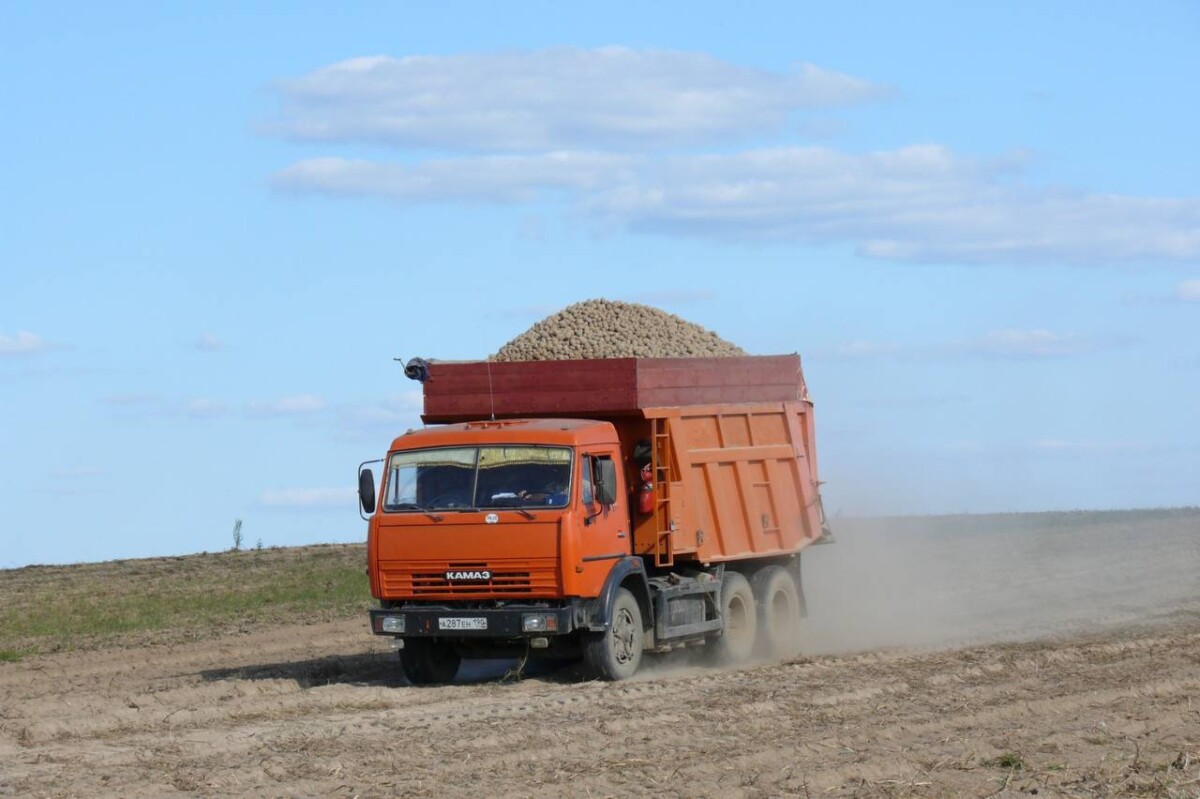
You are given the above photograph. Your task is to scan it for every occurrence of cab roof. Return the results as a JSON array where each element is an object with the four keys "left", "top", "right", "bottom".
[{"left": 389, "top": 418, "right": 617, "bottom": 451}]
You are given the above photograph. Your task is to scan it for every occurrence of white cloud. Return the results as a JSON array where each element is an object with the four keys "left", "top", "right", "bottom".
[
  {"left": 0, "top": 331, "right": 49, "bottom": 355},
  {"left": 270, "top": 48, "right": 885, "bottom": 151},
  {"left": 101, "top": 393, "right": 324, "bottom": 421},
  {"left": 258, "top": 487, "right": 355, "bottom": 509},
  {"left": 246, "top": 394, "right": 326, "bottom": 417},
  {"left": 195, "top": 333, "right": 224, "bottom": 351},
  {"left": 267, "top": 49, "right": 1200, "bottom": 266},
  {"left": 181, "top": 397, "right": 227, "bottom": 418},
  {"left": 960, "top": 329, "right": 1098, "bottom": 358},
  {"left": 273, "top": 152, "right": 633, "bottom": 202},
  {"left": 595, "top": 146, "right": 1200, "bottom": 263},
  {"left": 1176, "top": 279, "right": 1200, "bottom": 301},
  {"left": 276, "top": 145, "right": 1200, "bottom": 264},
  {"left": 341, "top": 392, "right": 423, "bottom": 425},
  {"left": 333, "top": 392, "right": 424, "bottom": 439}
]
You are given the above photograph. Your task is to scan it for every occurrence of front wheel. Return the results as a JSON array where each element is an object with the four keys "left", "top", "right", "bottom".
[
  {"left": 582, "top": 587, "right": 644, "bottom": 680},
  {"left": 399, "top": 639, "right": 461, "bottom": 685}
]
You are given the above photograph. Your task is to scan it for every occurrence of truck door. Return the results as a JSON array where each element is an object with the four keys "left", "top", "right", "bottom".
[{"left": 575, "top": 450, "right": 630, "bottom": 596}]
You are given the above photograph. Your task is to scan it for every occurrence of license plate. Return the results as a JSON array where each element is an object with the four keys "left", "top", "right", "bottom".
[{"left": 438, "top": 617, "right": 487, "bottom": 631}]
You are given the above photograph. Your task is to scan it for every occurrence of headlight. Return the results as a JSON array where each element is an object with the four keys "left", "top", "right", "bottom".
[
  {"left": 521, "top": 613, "right": 559, "bottom": 633},
  {"left": 380, "top": 615, "right": 406, "bottom": 634}
]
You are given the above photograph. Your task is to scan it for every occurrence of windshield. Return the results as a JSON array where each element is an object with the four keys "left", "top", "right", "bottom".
[{"left": 382, "top": 445, "right": 572, "bottom": 512}]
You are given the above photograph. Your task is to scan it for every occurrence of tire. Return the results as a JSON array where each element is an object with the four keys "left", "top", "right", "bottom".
[
  {"left": 751, "top": 566, "right": 803, "bottom": 657},
  {"left": 582, "top": 587, "right": 644, "bottom": 681},
  {"left": 709, "top": 570, "right": 757, "bottom": 665},
  {"left": 399, "top": 639, "right": 461, "bottom": 685}
]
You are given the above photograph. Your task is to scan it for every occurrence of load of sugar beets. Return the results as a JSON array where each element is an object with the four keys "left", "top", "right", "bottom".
[
  {"left": 491, "top": 298, "right": 746, "bottom": 361},
  {"left": 369, "top": 297, "right": 825, "bottom": 684}
]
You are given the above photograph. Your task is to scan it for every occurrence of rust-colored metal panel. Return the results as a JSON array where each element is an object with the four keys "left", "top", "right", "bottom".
[
  {"left": 423, "top": 359, "right": 640, "bottom": 421},
  {"left": 647, "top": 403, "right": 823, "bottom": 565},
  {"left": 421, "top": 355, "right": 805, "bottom": 423}
]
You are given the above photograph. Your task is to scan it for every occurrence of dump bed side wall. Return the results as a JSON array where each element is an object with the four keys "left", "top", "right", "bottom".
[
  {"left": 421, "top": 355, "right": 805, "bottom": 423},
  {"left": 640, "top": 401, "right": 822, "bottom": 563}
]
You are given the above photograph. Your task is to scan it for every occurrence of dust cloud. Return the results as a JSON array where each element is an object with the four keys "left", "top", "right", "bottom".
[{"left": 799, "top": 508, "right": 1200, "bottom": 654}]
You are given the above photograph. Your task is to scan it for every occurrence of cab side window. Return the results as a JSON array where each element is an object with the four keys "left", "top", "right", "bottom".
[
  {"left": 581, "top": 455, "right": 594, "bottom": 505},
  {"left": 582, "top": 453, "right": 617, "bottom": 506}
]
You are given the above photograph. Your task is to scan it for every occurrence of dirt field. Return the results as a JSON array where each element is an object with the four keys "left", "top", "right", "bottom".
[{"left": 2, "top": 511, "right": 1199, "bottom": 798}]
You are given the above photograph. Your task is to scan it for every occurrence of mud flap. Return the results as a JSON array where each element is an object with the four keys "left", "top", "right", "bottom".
[{"left": 584, "top": 557, "right": 653, "bottom": 634}]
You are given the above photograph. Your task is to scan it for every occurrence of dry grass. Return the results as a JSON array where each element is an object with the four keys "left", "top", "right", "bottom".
[{"left": 0, "top": 543, "right": 368, "bottom": 656}]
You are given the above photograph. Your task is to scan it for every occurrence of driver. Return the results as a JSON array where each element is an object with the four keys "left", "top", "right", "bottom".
[{"left": 518, "top": 480, "right": 567, "bottom": 505}]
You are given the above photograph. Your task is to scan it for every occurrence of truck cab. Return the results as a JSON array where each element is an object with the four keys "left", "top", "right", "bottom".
[{"left": 364, "top": 418, "right": 647, "bottom": 682}]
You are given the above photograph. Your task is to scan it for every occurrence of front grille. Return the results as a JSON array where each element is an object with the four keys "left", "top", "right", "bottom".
[
  {"left": 380, "top": 558, "right": 560, "bottom": 598},
  {"left": 412, "top": 571, "right": 534, "bottom": 595}
]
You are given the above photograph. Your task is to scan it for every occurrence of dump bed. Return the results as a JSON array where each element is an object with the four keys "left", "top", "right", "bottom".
[{"left": 417, "top": 355, "right": 824, "bottom": 565}]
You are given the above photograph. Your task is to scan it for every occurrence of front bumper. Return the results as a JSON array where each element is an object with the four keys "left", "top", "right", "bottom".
[{"left": 369, "top": 604, "right": 579, "bottom": 638}]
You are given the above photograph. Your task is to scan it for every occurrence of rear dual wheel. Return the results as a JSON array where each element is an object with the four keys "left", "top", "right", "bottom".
[
  {"left": 751, "top": 566, "right": 803, "bottom": 657},
  {"left": 708, "top": 566, "right": 802, "bottom": 665},
  {"left": 708, "top": 571, "right": 757, "bottom": 664}
]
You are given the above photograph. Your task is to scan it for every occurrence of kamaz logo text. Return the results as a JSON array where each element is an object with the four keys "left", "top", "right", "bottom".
[{"left": 445, "top": 570, "right": 492, "bottom": 581}]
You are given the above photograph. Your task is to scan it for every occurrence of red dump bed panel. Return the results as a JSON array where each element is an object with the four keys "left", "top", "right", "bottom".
[{"left": 421, "top": 355, "right": 806, "bottom": 423}]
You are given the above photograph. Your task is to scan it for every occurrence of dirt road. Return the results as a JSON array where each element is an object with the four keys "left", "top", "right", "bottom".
[
  {"left": 2, "top": 614, "right": 1198, "bottom": 798},
  {"left": 3, "top": 511, "right": 1199, "bottom": 798}
]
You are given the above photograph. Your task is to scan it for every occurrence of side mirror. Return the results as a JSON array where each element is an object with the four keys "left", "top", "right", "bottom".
[
  {"left": 595, "top": 459, "right": 618, "bottom": 506},
  {"left": 358, "top": 468, "right": 376, "bottom": 515}
]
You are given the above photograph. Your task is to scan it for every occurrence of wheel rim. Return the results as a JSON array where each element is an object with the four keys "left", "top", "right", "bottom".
[
  {"left": 727, "top": 593, "right": 751, "bottom": 648},
  {"left": 771, "top": 588, "right": 794, "bottom": 639},
  {"left": 612, "top": 607, "right": 638, "bottom": 664}
]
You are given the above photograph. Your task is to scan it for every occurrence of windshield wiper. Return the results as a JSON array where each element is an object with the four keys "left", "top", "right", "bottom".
[
  {"left": 388, "top": 502, "right": 444, "bottom": 522},
  {"left": 479, "top": 496, "right": 537, "bottom": 519}
]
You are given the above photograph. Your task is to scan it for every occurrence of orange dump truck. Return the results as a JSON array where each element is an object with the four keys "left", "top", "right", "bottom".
[{"left": 358, "top": 355, "right": 830, "bottom": 682}]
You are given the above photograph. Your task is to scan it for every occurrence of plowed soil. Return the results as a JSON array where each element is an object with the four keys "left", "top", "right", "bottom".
[{"left": 3, "top": 512, "right": 1199, "bottom": 798}]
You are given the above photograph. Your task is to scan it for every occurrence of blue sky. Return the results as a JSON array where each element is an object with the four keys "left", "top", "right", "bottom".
[{"left": 3, "top": 1, "right": 1198, "bottom": 567}]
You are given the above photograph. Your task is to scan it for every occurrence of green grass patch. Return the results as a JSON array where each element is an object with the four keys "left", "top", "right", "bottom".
[
  {"left": 0, "top": 544, "right": 370, "bottom": 656},
  {"left": 983, "top": 752, "right": 1026, "bottom": 770},
  {"left": 0, "top": 648, "right": 22, "bottom": 663}
]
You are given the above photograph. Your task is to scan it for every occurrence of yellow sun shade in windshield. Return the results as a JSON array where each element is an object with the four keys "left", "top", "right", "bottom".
[{"left": 478, "top": 446, "right": 572, "bottom": 468}]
